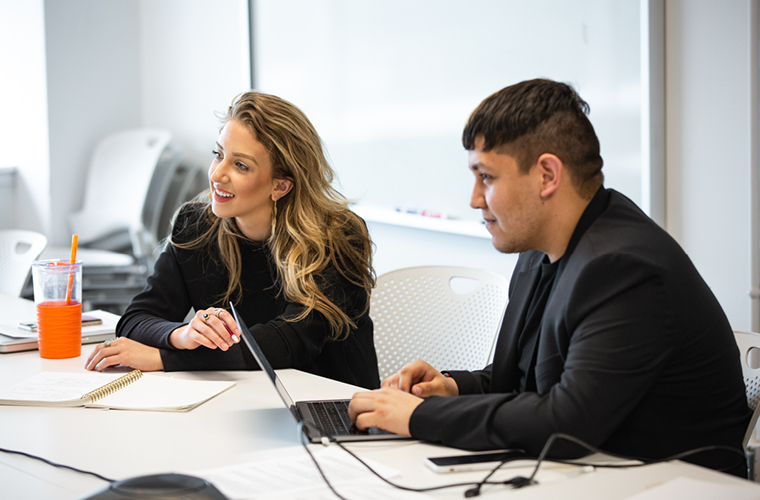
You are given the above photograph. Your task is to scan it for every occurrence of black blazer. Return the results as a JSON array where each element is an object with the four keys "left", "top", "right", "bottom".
[{"left": 410, "top": 189, "right": 750, "bottom": 473}]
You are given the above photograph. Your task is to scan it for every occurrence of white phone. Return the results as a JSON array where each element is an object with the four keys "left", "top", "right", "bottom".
[{"left": 424, "top": 449, "right": 527, "bottom": 473}]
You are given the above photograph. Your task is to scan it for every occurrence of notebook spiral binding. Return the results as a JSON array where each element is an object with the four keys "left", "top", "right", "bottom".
[{"left": 81, "top": 370, "right": 143, "bottom": 402}]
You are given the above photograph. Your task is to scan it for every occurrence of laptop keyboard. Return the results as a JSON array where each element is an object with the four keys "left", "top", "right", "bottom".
[{"left": 306, "top": 400, "right": 354, "bottom": 436}]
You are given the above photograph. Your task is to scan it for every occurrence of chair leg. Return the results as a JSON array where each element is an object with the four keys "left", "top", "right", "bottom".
[{"left": 748, "top": 446, "right": 757, "bottom": 481}]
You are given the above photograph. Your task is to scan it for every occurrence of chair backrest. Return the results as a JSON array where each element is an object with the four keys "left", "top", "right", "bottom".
[
  {"left": 0, "top": 230, "right": 47, "bottom": 297},
  {"left": 734, "top": 330, "right": 760, "bottom": 448},
  {"left": 69, "top": 129, "right": 172, "bottom": 246},
  {"left": 371, "top": 266, "right": 510, "bottom": 381}
]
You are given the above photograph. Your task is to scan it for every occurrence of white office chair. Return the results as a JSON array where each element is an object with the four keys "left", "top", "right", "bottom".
[
  {"left": 0, "top": 230, "right": 47, "bottom": 297},
  {"left": 734, "top": 330, "right": 760, "bottom": 481},
  {"left": 38, "top": 129, "right": 200, "bottom": 313},
  {"left": 69, "top": 129, "right": 175, "bottom": 252},
  {"left": 371, "top": 266, "right": 510, "bottom": 382}
]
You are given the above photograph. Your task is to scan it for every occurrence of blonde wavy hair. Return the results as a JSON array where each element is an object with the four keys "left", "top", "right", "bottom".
[{"left": 172, "top": 92, "right": 375, "bottom": 340}]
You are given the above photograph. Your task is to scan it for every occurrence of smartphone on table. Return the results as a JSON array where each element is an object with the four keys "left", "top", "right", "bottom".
[
  {"left": 18, "top": 314, "right": 103, "bottom": 332},
  {"left": 424, "top": 449, "right": 527, "bottom": 473}
]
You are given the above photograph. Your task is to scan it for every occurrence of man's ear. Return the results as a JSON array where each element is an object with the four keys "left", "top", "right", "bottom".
[
  {"left": 536, "top": 153, "right": 562, "bottom": 199},
  {"left": 272, "top": 177, "right": 294, "bottom": 201}
]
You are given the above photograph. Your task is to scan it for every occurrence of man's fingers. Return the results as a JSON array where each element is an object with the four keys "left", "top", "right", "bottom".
[
  {"left": 381, "top": 374, "right": 399, "bottom": 389},
  {"left": 411, "top": 382, "right": 428, "bottom": 397}
]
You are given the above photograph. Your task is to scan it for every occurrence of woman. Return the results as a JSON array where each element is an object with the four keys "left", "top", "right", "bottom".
[{"left": 85, "top": 92, "right": 380, "bottom": 389}]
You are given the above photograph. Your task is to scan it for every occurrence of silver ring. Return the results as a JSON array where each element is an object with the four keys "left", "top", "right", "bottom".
[
  {"left": 202, "top": 312, "right": 210, "bottom": 323},
  {"left": 214, "top": 308, "right": 224, "bottom": 319},
  {"left": 104, "top": 339, "right": 114, "bottom": 348}
]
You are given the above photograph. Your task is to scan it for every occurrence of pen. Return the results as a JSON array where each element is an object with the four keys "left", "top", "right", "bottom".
[{"left": 221, "top": 321, "right": 239, "bottom": 343}]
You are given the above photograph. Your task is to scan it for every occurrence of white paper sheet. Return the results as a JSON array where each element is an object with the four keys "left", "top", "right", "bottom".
[
  {"left": 624, "top": 476, "right": 760, "bottom": 500},
  {"left": 191, "top": 446, "right": 427, "bottom": 500}
]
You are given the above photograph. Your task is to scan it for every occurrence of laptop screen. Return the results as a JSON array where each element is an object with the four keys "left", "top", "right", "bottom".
[{"left": 229, "top": 302, "right": 297, "bottom": 413}]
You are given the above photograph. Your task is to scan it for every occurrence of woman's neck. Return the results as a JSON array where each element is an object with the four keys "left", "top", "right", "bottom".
[{"left": 234, "top": 215, "right": 271, "bottom": 242}]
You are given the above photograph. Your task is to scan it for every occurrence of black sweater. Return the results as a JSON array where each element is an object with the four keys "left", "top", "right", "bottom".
[{"left": 116, "top": 204, "right": 380, "bottom": 389}]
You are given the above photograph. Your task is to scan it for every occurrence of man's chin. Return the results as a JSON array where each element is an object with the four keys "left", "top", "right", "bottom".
[{"left": 488, "top": 232, "right": 524, "bottom": 255}]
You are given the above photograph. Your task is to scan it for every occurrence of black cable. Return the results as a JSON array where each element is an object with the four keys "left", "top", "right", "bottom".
[
  {"left": 332, "top": 439, "right": 510, "bottom": 493},
  {"left": 297, "top": 424, "right": 748, "bottom": 500},
  {"left": 295, "top": 423, "right": 511, "bottom": 496},
  {"left": 0, "top": 445, "right": 114, "bottom": 483},
  {"left": 463, "top": 433, "right": 747, "bottom": 498},
  {"left": 297, "top": 423, "right": 349, "bottom": 500}
]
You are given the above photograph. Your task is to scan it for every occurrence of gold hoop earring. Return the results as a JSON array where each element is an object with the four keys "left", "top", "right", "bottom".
[
  {"left": 271, "top": 198, "right": 277, "bottom": 235},
  {"left": 208, "top": 191, "right": 212, "bottom": 200}
]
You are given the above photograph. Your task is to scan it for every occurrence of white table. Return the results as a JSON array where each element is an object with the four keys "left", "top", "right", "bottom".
[{"left": 1, "top": 345, "right": 759, "bottom": 500}]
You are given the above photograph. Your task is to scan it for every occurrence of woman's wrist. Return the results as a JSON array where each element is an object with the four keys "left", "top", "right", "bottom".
[{"left": 169, "top": 326, "right": 187, "bottom": 349}]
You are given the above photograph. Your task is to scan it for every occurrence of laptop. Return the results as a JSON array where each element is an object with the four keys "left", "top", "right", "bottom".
[{"left": 230, "top": 302, "right": 410, "bottom": 443}]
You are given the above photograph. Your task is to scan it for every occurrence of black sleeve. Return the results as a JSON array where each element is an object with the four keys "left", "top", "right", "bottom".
[
  {"left": 115, "top": 242, "right": 193, "bottom": 350},
  {"left": 445, "top": 366, "right": 493, "bottom": 395},
  {"left": 158, "top": 264, "right": 369, "bottom": 373}
]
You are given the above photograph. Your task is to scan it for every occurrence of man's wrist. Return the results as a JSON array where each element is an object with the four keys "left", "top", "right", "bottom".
[{"left": 440, "top": 371, "right": 459, "bottom": 396}]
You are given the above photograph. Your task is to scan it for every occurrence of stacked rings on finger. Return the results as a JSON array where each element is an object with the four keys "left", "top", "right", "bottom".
[
  {"left": 214, "top": 308, "right": 224, "bottom": 318},
  {"left": 202, "top": 312, "right": 210, "bottom": 324}
]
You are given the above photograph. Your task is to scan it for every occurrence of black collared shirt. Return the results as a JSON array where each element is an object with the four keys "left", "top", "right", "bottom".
[{"left": 516, "top": 256, "right": 559, "bottom": 391}]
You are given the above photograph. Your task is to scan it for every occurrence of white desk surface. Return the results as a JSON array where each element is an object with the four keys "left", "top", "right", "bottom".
[{"left": 2, "top": 346, "right": 760, "bottom": 499}]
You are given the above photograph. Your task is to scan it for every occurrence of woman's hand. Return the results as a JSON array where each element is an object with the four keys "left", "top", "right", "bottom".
[
  {"left": 85, "top": 337, "right": 164, "bottom": 372},
  {"left": 169, "top": 307, "right": 241, "bottom": 351}
]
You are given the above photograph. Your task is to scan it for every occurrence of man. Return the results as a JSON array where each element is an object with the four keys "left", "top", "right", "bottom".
[{"left": 349, "top": 79, "right": 751, "bottom": 475}]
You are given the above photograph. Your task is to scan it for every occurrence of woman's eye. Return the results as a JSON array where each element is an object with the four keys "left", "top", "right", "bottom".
[
  {"left": 480, "top": 173, "right": 492, "bottom": 181},
  {"left": 236, "top": 162, "right": 249, "bottom": 172},
  {"left": 211, "top": 149, "right": 222, "bottom": 159}
]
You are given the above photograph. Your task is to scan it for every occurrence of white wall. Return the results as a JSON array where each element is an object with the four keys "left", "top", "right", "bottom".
[
  {"left": 665, "top": 0, "right": 757, "bottom": 331},
  {"left": 0, "top": 0, "right": 50, "bottom": 235},
  {"left": 1, "top": 0, "right": 250, "bottom": 247},
  {"left": 44, "top": 0, "right": 142, "bottom": 246},
  {"left": 139, "top": 0, "right": 251, "bottom": 172},
  {"left": 368, "top": 221, "right": 518, "bottom": 281},
  {"left": 1, "top": 0, "right": 757, "bottom": 332}
]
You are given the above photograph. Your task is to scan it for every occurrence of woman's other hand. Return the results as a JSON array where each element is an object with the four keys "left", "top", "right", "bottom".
[
  {"left": 169, "top": 308, "right": 241, "bottom": 351},
  {"left": 85, "top": 337, "right": 163, "bottom": 372}
]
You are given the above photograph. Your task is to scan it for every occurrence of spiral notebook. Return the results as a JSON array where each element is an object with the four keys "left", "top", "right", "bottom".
[{"left": 0, "top": 370, "right": 235, "bottom": 412}]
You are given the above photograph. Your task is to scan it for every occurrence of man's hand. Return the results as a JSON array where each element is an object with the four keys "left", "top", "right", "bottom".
[
  {"left": 381, "top": 360, "right": 459, "bottom": 397},
  {"left": 348, "top": 388, "right": 424, "bottom": 436}
]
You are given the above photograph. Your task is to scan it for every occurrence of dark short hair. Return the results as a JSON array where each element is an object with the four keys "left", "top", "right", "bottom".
[{"left": 462, "top": 79, "right": 604, "bottom": 198}]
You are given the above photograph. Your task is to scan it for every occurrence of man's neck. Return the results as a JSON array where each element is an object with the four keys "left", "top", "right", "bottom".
[{"left": 540, "top": 192, "right": 594, "bottom": 263}]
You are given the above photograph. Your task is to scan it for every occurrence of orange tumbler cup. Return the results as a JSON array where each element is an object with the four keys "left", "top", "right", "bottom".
[{"left": 31, "top": 260, "right": 83, "bottom": 359}]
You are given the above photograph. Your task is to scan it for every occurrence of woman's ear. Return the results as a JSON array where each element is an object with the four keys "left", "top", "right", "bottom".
[{"left": 272, "top": 177, "right": 294, "bottom": 201}]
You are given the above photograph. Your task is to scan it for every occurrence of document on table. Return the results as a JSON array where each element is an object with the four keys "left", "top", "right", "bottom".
[
  {"left": 191, "top": 446, "right": 428, "bottom": 500},
  {"left": 624, "top": 476, "right": 760, "bottom": 500}
]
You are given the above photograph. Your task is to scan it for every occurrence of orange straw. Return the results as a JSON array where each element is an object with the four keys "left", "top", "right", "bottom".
[{"left": 65, "top": 234, "right": 78, "bottom": 304}]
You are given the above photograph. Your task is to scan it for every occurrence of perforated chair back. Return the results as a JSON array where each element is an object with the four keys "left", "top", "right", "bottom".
[
  {"left": 735, "top": 331, "right": 760, "bottom": 446},
  {"left": 371, "top": 266, "right": 510, "bottom": 381},
  {"left": 0, "top": 230, "right": 47, "bottom": 296}
]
